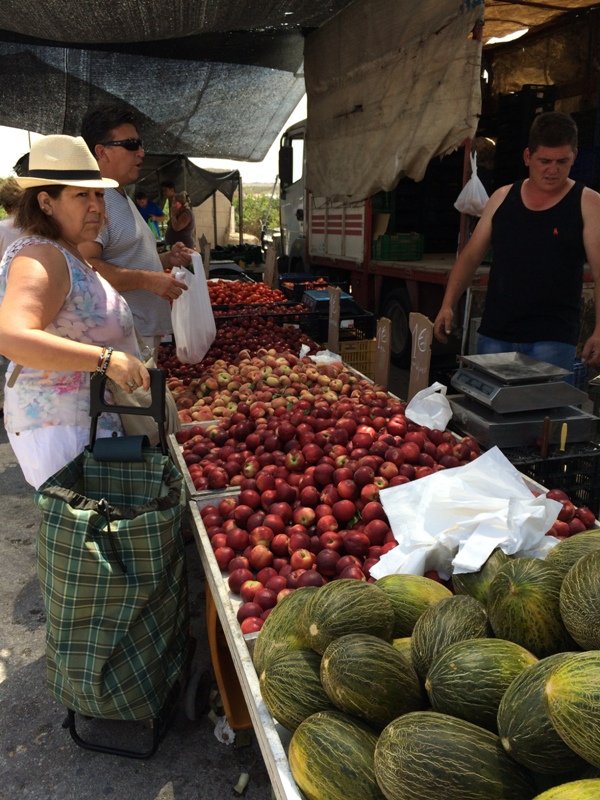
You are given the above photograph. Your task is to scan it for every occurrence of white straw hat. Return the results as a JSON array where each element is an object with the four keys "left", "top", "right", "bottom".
[{"left": 16, "top": 135, "right": 118, "bottom": 189}]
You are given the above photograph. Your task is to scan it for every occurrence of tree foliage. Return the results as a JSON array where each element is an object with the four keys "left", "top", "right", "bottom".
[{"left": 233, "top": 192, "right": 279, "bottom": 239}]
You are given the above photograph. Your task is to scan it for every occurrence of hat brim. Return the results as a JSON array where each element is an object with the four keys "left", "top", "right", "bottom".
[{"left": 15, "top": 176, "right": 118, "bottom": 189}]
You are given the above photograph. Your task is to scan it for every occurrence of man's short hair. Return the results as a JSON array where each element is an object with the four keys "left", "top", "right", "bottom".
[
  {"left": 160, "top": 180, "right": 176, "bottom": 189},
  {"left": 0, "top": 177, "right": 22, "bottom": 213},
  {"left": 134, "top": 190, "right": 148, "bottom": 201},
  {"left": 81, "top": 105, "right": 140, "bottom": 153},
  {"left": 528, "top": 111, "right": 578, "bottom": 153}
]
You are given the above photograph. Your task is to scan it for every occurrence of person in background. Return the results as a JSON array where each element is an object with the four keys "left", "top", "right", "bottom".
[
  {"left": 165, "top": 191, "right": 197, "bottom": 250},
  {"left": 0, "top": 178, "right": 24, "bottom": 256},
  {"left": 160, "top": 180, "right": 176, "bottom": 213},
  {"left": 134, "top": 190, "right": 166, "bottom": 239},
  {"left": 79, "top": 105, "right": 192, "bottom": 355},
  {"left": 433, "top": 111, "right": 600, "bottom": 373},
  {"left": 0, "top": 134, "right": 149, "bottom": 488}
]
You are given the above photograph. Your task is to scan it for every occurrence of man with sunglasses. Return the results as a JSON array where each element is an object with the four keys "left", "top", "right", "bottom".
[{"left": 80, "top": 106, "right": 191, "bottom": 354}]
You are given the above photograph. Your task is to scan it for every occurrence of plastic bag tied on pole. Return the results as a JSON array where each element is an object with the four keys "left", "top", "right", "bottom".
[
  {"left": 454, "top": 151, "right": 490, "bottom": 217},
  {"left": 369, "top": 447, "right": 562, "bottom": 581}
]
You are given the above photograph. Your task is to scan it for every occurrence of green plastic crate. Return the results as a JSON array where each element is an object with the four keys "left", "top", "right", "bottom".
[{"left": 372, "top": 232, "right": 424, "bottom": 261}]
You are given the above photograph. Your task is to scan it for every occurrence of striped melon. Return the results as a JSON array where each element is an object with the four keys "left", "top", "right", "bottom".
[
  {"left": 532, "top": 779, "right": 600, "bottom": 799},
  {"left": 559, "top": 549, "right": 600, "bottom": 650},
  {"left": 375, "top": 573, "right": 452, "bottom": 637},
  {"left": 304, "top": 579, "right": 394, "bottom": 655},
  {"left": 259, "top": 649, "right": 334, "bottom": 731},
  {"left": 410, "top": 595, "right": 490, "bottom": 681},
  {"left": 320, "top": 634, "right": 424, "bottom": 730},
  {"left": 374, "top": 711, "right": 536, "bottom": 800},
  {"left": 289, "top": 710, "right": 384, "bottom": 800},
  {"left": 497, "top": 652, "right": 586, "bottom": 774},
  {"left": 545, "top": 529, "right": 600, "bottom": 577},
  {"left": 545, "top": 651, "right": 600, "bottom": 769},
  {"left": 452, "top": 548, "right": 511, "bottom": 606},
  {"left": 425, "top": 637, "right": 537, "bottom": 731},
  {"left": 392, "top": 637, "right": 413, "bottom": 660},
  {"left": 252, "top": 586, "right": 317, "bottom": 675},
  {"left": 487, "top": 558, "right": 575, "bottom": 658}
]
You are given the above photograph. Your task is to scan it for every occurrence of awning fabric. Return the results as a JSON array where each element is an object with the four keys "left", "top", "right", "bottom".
[
  {"left": 134, "top": 154, "right": 240, "bottom": 207},
  {"left": 304, "top": 0, "right": 484, "bottom": 202}
]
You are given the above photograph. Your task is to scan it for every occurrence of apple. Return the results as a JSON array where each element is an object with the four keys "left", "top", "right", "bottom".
[
  {"left": 270, "top": 533, "right": 290, "bottom": 557},
  {"left": 313, "top": 463, "right": 335, "bottom": 487},
  {"left": 211, "top": 533, "right": 228, "bottom": 550},
  {"left": 364, "top": 518, "right": 389, "bottom": 546},
  {"left": 227, "top": 555, "right": 250, "bottom": 573},
  {"left": 263, "top": 513, "right": 287, "bottom": 533},
  {"left": 228, "top": 567, "right": 254, "bottom": 594},
  {"left": 339, "top": 565, "right": 366, "bottom": 581},
  {"left": 276, "top": 588, "right": 295, "bottom": 603},
  {"left": 265, "top": 575, "right": 288, "bottom": 594},
  {"left": 336, "top": 554, "right": 362, "bottom": 574},
  {"left": 240, "top": 579, "right": 264, "bottom": 603},
  {"left": 254, "top": 587, "right": 278, "bottom": 611},
  {"left": 225, "top": 527, "right": 250, "bottom": 551},
  {"left": 288, "top": 531, "right": 312, "bottom": 553},
  {"left": 293, "top": 506, "right": 316, "bottom": 527},
  {"left": 296, "top": 570, "right": 326, "bottom": 588},
  {"left": 546, "top": 488, "right": 570, "bottom": 503},
  {"left": 568, "top": 517, "right": 587, "bottom": 535},
  {"left": 240, "top": 616, "right": 264, "bottom": 634},
  {"left": 285, "top": 450, "right": 306, "bottom": 471},
  {"left": 232, "top": 504, "right": 254, "bottom": 528},
  {"left": 360, "top": 483, "right": 380, "bottom": 504},
  {"left": 316, "top": 515, "right": 340, "bottom": 534},
  {"left": 319, "top": 530, "right": 344, "bottom": 551},
  {"left": 286, "top": 568, "right": 307, "bottom": 589},
  {"left": 316, "top": 548, "right": 341, "bottom": 576},
  {"left": 214, "top": 546, "right": 236, "bottom": 571},
  {"left": 256, "top": 566, "right": 278, "bottom": 585},
  {"left": 290, "top": 548, "right": 316, "bottom": 570},
  {"left": 332, "top": 499, "right": 356, "bottom": 523},
  {"left": 557, "top": 500, "right": 576, "bottom": 522},
  {"left": 269, "top": 502, "right": 294, "bottom": 524},
  {"left": 249, "top": 526, "right": 274, "bottom": 547},
  {"left": 575, "top": 505, "right": 597, "bottom": 528},
  {"left": 361, "top": 501, "right": 387, "bottom": 523},
  {"left": 337, "top": 479, "right": 359, "bottom": 500},
  {"left": 246, "top": 510, "right": 266, "bottom": 531},
  {"left": 248, "top": 544, "right": 274, "bottom": 570},
  {"left": 237, "top": 602, "right": 264, "bottom": 622}
]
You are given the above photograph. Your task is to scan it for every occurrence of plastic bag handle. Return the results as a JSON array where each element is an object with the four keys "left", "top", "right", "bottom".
[{"left": 89, "top": 367, "right": 168, "bottom": 454}]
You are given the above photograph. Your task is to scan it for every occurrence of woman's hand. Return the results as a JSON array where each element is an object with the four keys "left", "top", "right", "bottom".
[
  {"left": 167, "top": 241, "right": 195, "bottom": 267},
  {"left": 105, "top": 351, "right": 150, "bottom": 393}
]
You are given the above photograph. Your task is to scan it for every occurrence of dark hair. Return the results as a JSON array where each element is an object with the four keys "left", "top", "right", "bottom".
[
  {"left": 528, "top": 112, "right": 578, "bottom": 153},
  {"left": 134, "top": 190, "right": 148, "bottom": 201},
  {"left": 160, "top": 180, "right": 176, "bottom": 190},
  {"left": 81, "top": 105, "right": 140, "bottom": 154},
  {"left": 15, "top": 185, "right": 66, "bottom": 239},
  {"left": 0, "top": 178, "right": 23, "bottom": 213}
]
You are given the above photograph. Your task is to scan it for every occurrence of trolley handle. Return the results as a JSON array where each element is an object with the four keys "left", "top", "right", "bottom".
[{"left": 89, "top": 368, "right": 168, "bottom": 454}]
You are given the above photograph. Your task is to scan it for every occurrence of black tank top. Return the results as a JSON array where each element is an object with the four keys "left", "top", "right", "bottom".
[{"left": 479, "top": 180, "right": 586, "bottom": 345}]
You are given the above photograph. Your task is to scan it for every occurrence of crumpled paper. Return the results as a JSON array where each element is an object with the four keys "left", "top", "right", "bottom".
[
  {"left": 213, "top": 715, "right": 235, "bottom": 745},
  {"left": 369, "top": 447, "right": 562, "bottom": 581}
]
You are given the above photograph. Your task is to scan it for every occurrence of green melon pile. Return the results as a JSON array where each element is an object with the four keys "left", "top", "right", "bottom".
[{"left": 251, "top": 533, "right": 600, "bottom": 800}]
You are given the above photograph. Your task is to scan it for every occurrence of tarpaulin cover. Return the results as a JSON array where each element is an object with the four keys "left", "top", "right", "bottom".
[
  {"left": 134, "top": 154, "right": 240, "bottom": 207},
  {"left": 304, "top": 0, "right": 484, "bottom": 201},
  {"left": 0, "top": 0, "right": 597, "bottom": 163}
]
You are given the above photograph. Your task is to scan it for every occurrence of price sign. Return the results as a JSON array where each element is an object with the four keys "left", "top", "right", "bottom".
[{"left": 408, "top": 313, "right": 433, "bottom": 400}]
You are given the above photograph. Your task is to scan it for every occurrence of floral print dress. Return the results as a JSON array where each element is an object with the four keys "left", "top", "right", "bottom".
[{"left": 0, "top": 236, "right": 138, "bottom": 436}]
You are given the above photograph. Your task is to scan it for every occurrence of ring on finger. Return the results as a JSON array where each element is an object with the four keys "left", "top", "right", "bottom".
[{"left": 127, "top": 380, "right": 137, "bottom": 390}]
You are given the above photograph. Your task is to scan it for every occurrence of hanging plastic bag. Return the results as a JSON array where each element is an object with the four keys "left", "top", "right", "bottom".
[
  {"left": 405, "top": 381, "right": 452, "bottom": 430},
  {"left": 171, "top": 253, "right": 216, "bottom": 363},
  {"left": 453, "top": 152, "right": 489, "bottom": 217}
]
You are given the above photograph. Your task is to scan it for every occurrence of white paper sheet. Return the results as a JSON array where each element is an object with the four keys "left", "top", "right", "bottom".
[{"left": 369, "top": 447, "right": 561, "bottom": 580}]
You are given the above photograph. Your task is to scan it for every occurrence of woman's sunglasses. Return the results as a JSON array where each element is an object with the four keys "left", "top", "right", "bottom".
[{"left": 101, "top": 138, "right": 144, "bottom": 151}]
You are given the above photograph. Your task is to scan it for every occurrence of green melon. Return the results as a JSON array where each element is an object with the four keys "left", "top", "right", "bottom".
[
  {"left": 559, "top": 549, "right": 600, "bottom": 650},
  {"left": 375, "top": 573, "right": 452, "bottom": 637},
  {"left": 392, "top": 637, "right": 413, "bottom": 660},
  {"left": 497, "top": 652, "right": 586, "bottom": 774},
  {"left": 259, "top": 649, "right": 334, "bottom": 731},
  {"left": 425, "top": 637, "right": 537, "bottom": 731},
  {"left": 545, "top": 530, "right": 600, "bottom": 577},
  {"left": 374, "top": 711, "right": 536, "bottom": 800},
  {"left": 289, "top": 710, "right": 384, "bottom": 800},
  {"left": 451, "top": 548, "right": 511, "bottom": 606},
  {"left": 410, "top": 595, "right": 490, "bottom": 681},
  {"left": 532, "top": 779, "right": 600, "bottom": 799},
  {"left": 303, "top": 579, "right": 394, "bottom": 655},
  {"left": 320, "top": 633, "right": 424, "bottom": 730},
  {"left": 545, "top": 651, "right": 600, "bottom": 769},
  {"left": 487, "top": 558, "right": 575, "bottom": 658},
  {"left": 252, "top": 586, "right": 317, "bottom": 675}
]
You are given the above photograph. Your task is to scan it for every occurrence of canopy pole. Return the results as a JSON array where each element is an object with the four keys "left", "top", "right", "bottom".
[
  {"left": 238, "top": 177, "right": 244, "bottom": 246},
  {"left": 212, "top": 193, "right": 218, "bottom": 247}
]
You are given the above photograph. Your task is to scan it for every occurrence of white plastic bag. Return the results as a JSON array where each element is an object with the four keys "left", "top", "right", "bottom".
[
  {"left": 405, "top": 381, "right": 452, "bottom": 430},
  {"left": 454, "top": 152, "right": 489, "bottom": 217},
  {"left": 171, "top": 253, "right": 216, "bottom": 363}
]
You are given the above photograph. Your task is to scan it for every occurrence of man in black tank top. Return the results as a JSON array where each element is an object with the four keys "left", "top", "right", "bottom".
[{"left": 433, "top": 112, "right": 600, "bottom": 375}]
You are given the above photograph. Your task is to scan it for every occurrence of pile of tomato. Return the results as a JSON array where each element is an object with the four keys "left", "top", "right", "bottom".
[{"left": 208, "top": 280, "right": 287, "bottom": 306}]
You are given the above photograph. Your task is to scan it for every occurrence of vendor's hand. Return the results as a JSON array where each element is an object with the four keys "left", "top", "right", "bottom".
[
  {"left": 581, "top": 332, "right": 600, "bottom": 368},
  {"left": 147, "top": 270, "right": 188, "bottom": 300},
  {"left": 167, "top": 241, "right": 194, "bottom": 268},
  {"left": 433, "top": 307, "right": 454, "bottom": 344},
  {"left": 106, "top": 351, "right": 150, "bottom": 394}
]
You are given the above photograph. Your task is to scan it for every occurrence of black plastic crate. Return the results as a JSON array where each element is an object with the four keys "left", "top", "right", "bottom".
[
  {"left": 504, "top": 443, "right": 600, "bottom": 517},
  {"left": 278, "top": 273, "right": 350, "bottom": 302},
  {"left": 300, "top": 310, "right": 376, "bottom": 344}
]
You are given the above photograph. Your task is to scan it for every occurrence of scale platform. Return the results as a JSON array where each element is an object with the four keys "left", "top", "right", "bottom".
[
  {"left": 451, "top": 352, "right": 588, "bottom": 413},
  {"left": 449, "top": 395, "right": 597, "bottom": 449}
]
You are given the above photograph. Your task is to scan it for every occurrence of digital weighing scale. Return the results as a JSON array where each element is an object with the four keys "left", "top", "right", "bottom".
[{"left": 448, "top": 353, "right": 597, "bottom": 449}]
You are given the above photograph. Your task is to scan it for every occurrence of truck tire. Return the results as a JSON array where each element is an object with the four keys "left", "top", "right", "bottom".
[{"left": 381, "top": 288, "right": 411, "bottom": 367}]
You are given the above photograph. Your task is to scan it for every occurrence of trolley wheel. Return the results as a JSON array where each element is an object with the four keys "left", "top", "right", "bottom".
[{"left": 184, "top": 668, "right": 212, "bottom": 721}]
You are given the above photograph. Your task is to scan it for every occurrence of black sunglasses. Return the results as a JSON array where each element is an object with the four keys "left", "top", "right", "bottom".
[{"left": 101, "top": 138, "right": 144, "bottom": 151}]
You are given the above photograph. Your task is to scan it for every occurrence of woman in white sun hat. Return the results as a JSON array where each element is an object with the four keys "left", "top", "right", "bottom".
[{"left": 0, "top": 134, "right": 150, "bottom": 488}]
